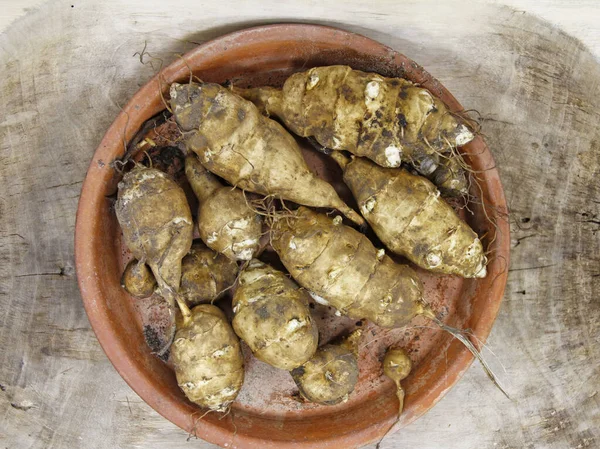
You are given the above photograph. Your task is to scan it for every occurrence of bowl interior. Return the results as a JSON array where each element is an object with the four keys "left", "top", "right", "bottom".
[{"left": 75, "top": 24, "right": 509, "bottom": 449}]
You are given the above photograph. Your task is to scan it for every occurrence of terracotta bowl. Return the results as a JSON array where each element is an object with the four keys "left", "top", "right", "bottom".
[{"left": 75, "top": 24, "right": 509, "bottom": 448}]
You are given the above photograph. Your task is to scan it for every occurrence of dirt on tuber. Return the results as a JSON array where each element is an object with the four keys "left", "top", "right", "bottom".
[
  {"left": 271, "top": 206, "right": 425, "bottom": 328},
  {"left": 185, "top": 153, "right": 262, "bottom": 261},
  {"left": 232, "top": 259, "right": 318, "bottom": 370},
  {"left": 179, "top": 241, "right": 239, "bottom": 306},
  {"left": 329, "top": 152, "right": 487, "bottom": 278},
  {"left": 171, "top": 303, "right": 244, "bottom": 412},
  {"left": 121, "top": 259, "right": 157, "bottom": 298},
  {"left": 234, "top": 65, "right": 474, "bottom": 184},
  {"left": 170, "top": 81, "right": 364, "bottom": 226},
  {"left": 271, "top": 206, "right": 507, "bottom": 396},
  {"left": 116, "top": 166, "right": 193, "bottom": 304},
  {"left": 291, "top": 329, "right": 362, "bottom": 405}
]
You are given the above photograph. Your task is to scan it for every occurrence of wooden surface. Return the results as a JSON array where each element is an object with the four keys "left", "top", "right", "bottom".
[{"left": 1, "top": 1, "right": 599, "bottom": 448}]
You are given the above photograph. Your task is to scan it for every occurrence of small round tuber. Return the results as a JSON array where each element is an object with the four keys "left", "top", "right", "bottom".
[
  {"left": 382, "top": 348, "right": 412, "bottom": 416},
  {"left": 121, "top": 259, "right": 157, "bottom": 298},
  {"left": 179, "top": 241, "right": 238, "bottom": 306},
  {"left": 290, "top": 329, "right": 362, "bottom": 405}
]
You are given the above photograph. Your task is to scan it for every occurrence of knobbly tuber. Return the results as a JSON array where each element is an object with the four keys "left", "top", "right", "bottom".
[
  {"left": 234, "top": 65, "right": 474, "bottom": 178},
  {"left": 232, "top": 260, "right": 318, "bottom": 370},
  {"left": 271, "top": 207, "right": 425, "bottom": 328},
  {"left": 291, "top": 329, "right": 362, "bottom": 405},
  {"left": 171, "top": 303, "right": 244, "bottom": 411},
  {"left": 180, "top": 241, "right": 239, "bottom": 306},
  {"left": 185, "top": 153, "right": 262, "bottom": 261},
  {"left": 271, "top": 207, "right": 507, "bottom": 395},
  {"left": 170, "top": 82, "right": 365, "bottom": 226},
  {"left": 329, "top": 152, "right": 487, "bottom": 278},
  {"left": 382, "top": 348, "right": 412, "bottom": 416},
  {"left": 121, "top": 259, "right": 157, "bottom": 298},
  {"left": 112, "top": 63, "right": 506, "bottom": 415},
  {"left": 116, "top": 166, "right": 193, "bottom": 303}
]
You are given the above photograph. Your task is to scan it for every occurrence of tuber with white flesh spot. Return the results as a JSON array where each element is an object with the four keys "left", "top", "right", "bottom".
[
  {"left": 171, "top": 303, "right": 244, "bottom": 412},
  {"left": 271, "top": 206, "right": 425, "bottom": 328},
  {"left": 291, "top": 329, "right": 362, "bottom": 405},
  {"left": 233, "top": 65, "right": 474, "bottom": 185},
  {"left": 170, "top": 82, "right": 365, "bottom": 226},
  {"left": 185, "top": 153, "right": 262, "bottom": 261},
  {"left": 329, "top": 152, "right": 487, "bottom": 278},
  {"left": 232, "top": 259, "right": 318, "bottom": 370}
]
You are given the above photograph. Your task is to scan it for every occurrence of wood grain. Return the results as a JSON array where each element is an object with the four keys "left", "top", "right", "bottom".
[{"left": 0, "top": 1, "right": 598, "bottom": 448}]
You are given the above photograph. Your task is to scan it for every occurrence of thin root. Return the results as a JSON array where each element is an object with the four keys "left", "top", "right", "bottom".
[
  {"left": 449, "top": 108, "right": 483, "bottom": 135},
  {"left": 187, "top": 408, "right": 214, "bottom": 441},
  {"left": 421, "top": 308, "right": 510, "bottom": 399},
  {"left": 133, "top": 42, "right": 172, "bottom": 113},
  {"left": 229, "top": 409, "right": 238, "bottom": 446}
]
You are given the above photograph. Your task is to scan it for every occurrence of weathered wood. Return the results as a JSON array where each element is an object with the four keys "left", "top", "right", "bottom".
[{"left": 1, "top": 1, "right": 599, "bottom": 448}]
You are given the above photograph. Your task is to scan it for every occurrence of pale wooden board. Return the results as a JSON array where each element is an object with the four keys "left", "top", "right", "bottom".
[{"left": 1, "top": 1, "right": 599, "bottom": 448}]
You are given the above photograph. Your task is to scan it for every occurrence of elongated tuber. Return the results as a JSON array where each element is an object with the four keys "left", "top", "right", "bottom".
[
  {"left": 271, "top": 207, "right": 506, "bottom": 395},
  {"left": 291, "top": 329, "right": 362, "bottom": 405},
  {"left": 170, "top": 82, "right": 364, "bottom": 226},
  {"left": 185, "top": 153, "right": 262, "bottom": 261},
  {"left": 234, "top": 65, "right": 474, "bottom": 178},
  {"left": 271, "top": 207, "right": 424, "bottom": 328},
  {"left": 232, "top": 260, "right": 318, "bottom": 370},
  {"left": 329, "top": 152, "right": 487, "bottom": 278}
]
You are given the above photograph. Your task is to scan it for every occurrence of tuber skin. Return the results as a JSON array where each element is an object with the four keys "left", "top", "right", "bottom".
[
  {"left": 180, "top": 241, "right": 239, "bottom": 306},
  {"left": 291, "top": 329, "right": 362, "bottom": 405},
  {"left": 116, "top": 166, "right": 193, "bottom": 303},
  {"left": 429, "top": 154, "right": 469, "bottom": 197},
  {"left": 170, "top": 82, "right": 365, "bottom": 227},
  {"left": 271, "top": 207, "right": 509, "bottom": 396},
  {"left": 232, "top": 260, "right": 318, "bottom": 370},
  {"left": 185, "top": 154, "right": 262, "bottom": 261},
  {"left": 375, "top": 348, "right": 413, "bottom": 448},
  {"left": 271, "top": 207, "right": 425, "bottom": 328},
  {"left": 121, "top": 259, "right": 157, "bottom": 298},
  {"left": 330, "top": 152, "right": 487, "bottom": 278},
  {"left": 233, "top": 65, "right": 474, "bottom": 178},
  {"left": 171, "top": 304, "right": 244, "bottom": 412},
  {"left": 382, "top": 348, "right": 412, "bottom": 416}
]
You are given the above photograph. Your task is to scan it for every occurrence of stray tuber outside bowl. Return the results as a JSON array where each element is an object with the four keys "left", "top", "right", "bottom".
[{"left": 75, "top": 24, "right": 509, "bottom": 449}]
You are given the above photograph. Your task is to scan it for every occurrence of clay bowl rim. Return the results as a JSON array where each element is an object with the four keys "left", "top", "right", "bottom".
[{"left": 75, "top": 23, "right": 510, "bottom": 449}]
